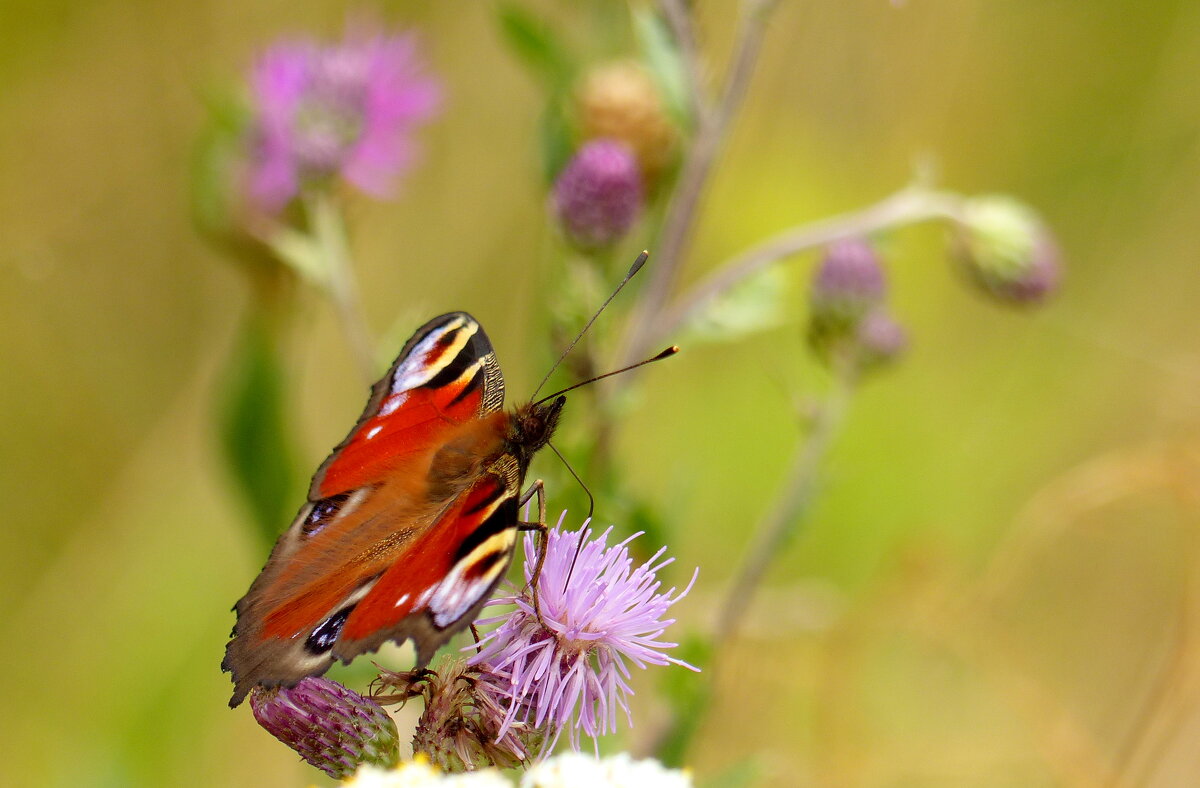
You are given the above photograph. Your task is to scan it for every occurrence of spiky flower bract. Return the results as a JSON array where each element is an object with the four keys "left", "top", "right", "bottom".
[
  {"left": 374, "top": 657, "right": 542, "bottom": 772},
  {"left": 249, "top": 676, "right": 399, "bottom": 778},
  {"left": 468, "top": 514, "right": 699, "bottom": 752},
  {"left": 245, "top": 25, "right": 440, "bottom": 212}
]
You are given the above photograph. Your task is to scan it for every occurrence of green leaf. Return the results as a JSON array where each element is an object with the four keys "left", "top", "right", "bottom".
[
  {"left": 680, "top": 265, "right": 796, "bottom": 345},
  {"left": 495, "top": 4, "right": 575, "bottom": 92},
  {"left": 632, "top": 6, "right": 693, "bottom": 128},
  {"left": 263, "top": 225, "right": 329, "bottom": 287},
  {"left": 217, "top": 312, "right": 298, "bottom": 547},
  {"left": 190, "top": 86, "right": 250, "bottom": 242},
  {"left": 539, "top": 101, "right": 576, "bottom": 183}
]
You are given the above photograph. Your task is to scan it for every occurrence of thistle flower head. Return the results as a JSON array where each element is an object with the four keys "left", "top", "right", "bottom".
[
  {"left": 577, "top": 60, "right": 678, "bottom": 180},
  {"left": 855, "top": 309, "right": 907, "bottom": 370},
  {"left": 810, "top": 238, "right": 887, "bottom": 320},
  {"left": 468, "top": 514, "right": 698, "bottom": 752},
  {"left": 952, "top": 195, "right": 1061, "bottom": 304},
  {"left": 375, "top": 658, "right": 542, "bottom": 772},
  {"left": 808, "top": 238, "right": 889, "bottom": 361},
  {"left": 552, "top": 140, "right": 644, "bottom": 250},
  {"left": 249, "top": 676, "right": 399, "bottom": 778},
  {"left": 245, "top": 26, "right": 440, "bottom": 212}
]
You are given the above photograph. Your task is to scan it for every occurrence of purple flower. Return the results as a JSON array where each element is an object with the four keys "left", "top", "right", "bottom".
[
  {"left": 245, "top": 26, "right": 440, "bottom": 212},
  {"left": 552, "top": 140, "right": 644, "bottom": 249},
  {"left": 856, "top": 309, "right": 907, "bottom": 369},
  {"left": 250, "top": 676, "right": 399, "bottom": 778},
  {"left": 810, "top": 238, "right": 887, "bottom": 319},
  {"left": 468, "top": 514, "right": 698, "bottom": 752},
  {"left": 808, "top": 237, "right": 889, "bottom": 362}
]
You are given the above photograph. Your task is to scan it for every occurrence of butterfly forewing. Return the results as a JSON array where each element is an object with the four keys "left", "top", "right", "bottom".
[{"left": 223, "top": 312, "right": 526, "bottom": 707}]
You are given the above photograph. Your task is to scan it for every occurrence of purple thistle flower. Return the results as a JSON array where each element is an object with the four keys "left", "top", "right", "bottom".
[
  {"left": 808, "top": 237, "right": 889, "bottom": 362},
  {"left": 249, "top": 676, "right": 399, "bottom": 778},
  {"left": 810, "top": 238, "right": 887, "bottom": 320},
  {"left": 245, "top": 26, "right": 440, "bottom": 212},
  {"left": 468, "top": 513, "right": 698, "bottom": 752},
  {"left": 552, "top": 140, "right": 644, "bottom": 249},
  {"left": 856, "top": 309, "right": 907, "bottom": 369}
]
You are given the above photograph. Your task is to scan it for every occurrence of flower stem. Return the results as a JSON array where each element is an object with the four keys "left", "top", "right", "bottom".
[
  {"left": 657, "top": 0, "right": 709, "bottom": 123},
  {"left": 714, "top": 357, "right": 855, "bottom": 641},
  {"left": 619, "top": 0, "right": 780, "bottom": 367},
  {"left": 306, "top": 192, "right": 378, "bottom": 382},
  {"left": 654, "top": 185, "right": 964, "bottom": 345}
]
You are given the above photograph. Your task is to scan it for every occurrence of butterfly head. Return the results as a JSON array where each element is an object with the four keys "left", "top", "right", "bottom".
[{"left": 509, "top": 395, "right": 565, "bottom": 468}]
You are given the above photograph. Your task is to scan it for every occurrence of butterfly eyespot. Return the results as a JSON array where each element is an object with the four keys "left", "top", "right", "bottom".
[
  {"left": 305, "top": 606, "right": 354, "bottom": 655},
  {"left": 302, "top": 492, "right": 353, "bottom": 538}
]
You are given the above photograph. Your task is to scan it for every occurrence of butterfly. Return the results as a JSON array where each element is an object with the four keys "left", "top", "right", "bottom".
[{"left": 223, "top": 311, "right": 565, "bottom": 707}]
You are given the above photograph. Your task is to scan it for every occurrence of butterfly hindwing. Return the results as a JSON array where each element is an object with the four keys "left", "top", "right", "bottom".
[{"left": 223, "top": 312, "right": 521, "bottom": 707}]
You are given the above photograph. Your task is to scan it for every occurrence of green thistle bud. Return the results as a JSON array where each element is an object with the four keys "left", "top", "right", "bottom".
[
  {"left": 952, "top": 195, "right": 1061, "bottom": 304},
  {"left": 807, "top": 238, "right": 887, "bottom": 361},
  {"left": 249, "top": 677, "right": 400, "bottom": 779}
]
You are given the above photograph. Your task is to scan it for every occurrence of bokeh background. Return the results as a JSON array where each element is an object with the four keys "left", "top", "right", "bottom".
[{"left": 3, "top": 1, "right": 1200, "bottom": 785}]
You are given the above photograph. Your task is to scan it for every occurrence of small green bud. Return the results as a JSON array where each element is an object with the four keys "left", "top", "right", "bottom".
[{"left": 952, "top": 195, "right": 1060, "bottom": 304}]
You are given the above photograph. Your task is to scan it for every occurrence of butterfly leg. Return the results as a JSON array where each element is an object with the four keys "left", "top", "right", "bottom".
[{"left": 517, "top": 478, "right": 549, "bottom": 623}]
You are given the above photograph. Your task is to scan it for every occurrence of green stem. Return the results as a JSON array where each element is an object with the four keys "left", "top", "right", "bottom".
[
  {"left": 306, "top": 192, "right": 378, "bottom": 382},
  {"left": 653, "top": 185, "right": 965, "bottom": 347}
]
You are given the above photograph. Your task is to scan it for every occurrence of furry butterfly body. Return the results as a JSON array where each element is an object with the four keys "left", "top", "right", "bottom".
[{"left": 223, "top": 312, "right": 562, "bottom": 707}]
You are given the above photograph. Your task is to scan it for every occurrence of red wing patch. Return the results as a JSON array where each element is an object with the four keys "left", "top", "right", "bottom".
[
  {"left": 312, "top": 313, "right": 503, "bottom": 497},
  {"left": 340, "top": 474, "right": 518, "bottom": 643}
]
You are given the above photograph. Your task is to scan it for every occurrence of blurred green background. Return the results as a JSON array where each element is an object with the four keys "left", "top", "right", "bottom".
[{"left": 3, "top": 1, "right": 1199, "bottom": 785}]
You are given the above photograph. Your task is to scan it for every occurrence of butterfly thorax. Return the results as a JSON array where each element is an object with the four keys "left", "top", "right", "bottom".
[{"left": 507, "top": 396, "right": 565, "bottom": 473}]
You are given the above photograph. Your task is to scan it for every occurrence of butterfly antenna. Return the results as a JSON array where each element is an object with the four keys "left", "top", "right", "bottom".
[
  {"left": 533, "top": 345, "right": 679, "bottom": 407},
  {"left": 546, "top": 441, "right": 595, "bottom": 589},
  {"left": 531, "top": 250, "right": 649, "bottom": 400}
]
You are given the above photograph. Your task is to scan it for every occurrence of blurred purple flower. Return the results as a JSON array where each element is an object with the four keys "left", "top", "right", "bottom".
[
  {"left": 552, "top": 140, "right": 644, "bottom": 249},
  {"left": 245, "top": 27, "right": 440, "bottom": 212},
  {"left": 856, "top": 309, "right": 907, "bottom": 368},
  {"left": 250, "top": 676, "right": 399, "bottom": 778},
  {"left": 468, "top": 514, "right": 698, "bottom": 752},
  {"left": 810, "top": 238, "right": 887, "bottom": 319}
]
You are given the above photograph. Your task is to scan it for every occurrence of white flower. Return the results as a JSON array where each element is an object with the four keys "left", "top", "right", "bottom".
[
  {"left": 520, "top": 752, "right": 692, "bottom": 788},
  {"left": 344, "top": 759, "right": 511, "bottom": 788}
]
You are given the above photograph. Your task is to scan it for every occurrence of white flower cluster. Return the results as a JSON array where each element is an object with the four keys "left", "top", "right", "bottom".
[
  {"left": 522, "top": 752, "right": 692, "bottom": 788},
  {"left": 341, "top": 753, "right": 692, "bottom": 788},
  {"left": 345, "top": 759, "right": 508, "bottom": 788}
]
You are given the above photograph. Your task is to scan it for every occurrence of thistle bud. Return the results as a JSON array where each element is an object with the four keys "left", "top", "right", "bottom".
[
  {"left": 577, "top": 61, "right": 678, "bottom": 181},
  {"left": 249, "top": 677, "right": 400, "bottom": 778},
  {"left": 952, "top": 195, "right": 1061, "bottom": 304},
  {"left": 807, "top": 238, "right": 887, "bottom": 358},
  {"left": 855, "top": 310, "right": 907, "bottom": 370},
  {"left": 552, "top": 140, "right": 644, "bottom": 250}
]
